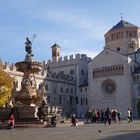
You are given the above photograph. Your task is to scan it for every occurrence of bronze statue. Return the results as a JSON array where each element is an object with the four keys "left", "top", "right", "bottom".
[{"left": 24, "top": 37, "right": 32, "bottom": 55}]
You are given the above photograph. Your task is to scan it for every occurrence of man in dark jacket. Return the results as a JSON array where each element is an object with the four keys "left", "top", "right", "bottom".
[{"left": 105, "top": 108, "right": 112, "bottom": 126}]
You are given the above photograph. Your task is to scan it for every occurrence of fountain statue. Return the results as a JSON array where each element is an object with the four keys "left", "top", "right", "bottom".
[
  {"left": 14, "top": 37, "right": 43, "bottom": 106},
  {"left": 0, "top": 37, "right": 62, "bottom": 127},
  {"left": 10, "top": 37, "right": 62, "bottom": 122}
]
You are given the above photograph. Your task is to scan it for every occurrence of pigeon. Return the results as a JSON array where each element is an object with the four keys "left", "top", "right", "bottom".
[{"left": 98, "top": 130, "right": 102, "bottom": 133}]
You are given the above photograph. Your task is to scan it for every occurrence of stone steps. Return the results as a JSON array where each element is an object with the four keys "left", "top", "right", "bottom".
[{"left": 0, "top": 119, "right": 83, "bottom": 129}]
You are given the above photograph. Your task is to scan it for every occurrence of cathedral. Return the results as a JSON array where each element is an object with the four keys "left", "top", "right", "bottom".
[
  {"left": 88, "top": 19, "right": 140, "bottom": 118},
  {"left": 2, "top": 19, "right": 140, "bottom": 118}
]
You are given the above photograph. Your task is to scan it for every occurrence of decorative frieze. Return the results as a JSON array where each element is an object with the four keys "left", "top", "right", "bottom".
[{"left": 93, "top": 64, "right": 124, "bottom": 78}]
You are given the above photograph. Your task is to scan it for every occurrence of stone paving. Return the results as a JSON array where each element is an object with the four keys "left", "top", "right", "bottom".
[{"left": 0, "top": 120, "right": 140, "bottom": 140}]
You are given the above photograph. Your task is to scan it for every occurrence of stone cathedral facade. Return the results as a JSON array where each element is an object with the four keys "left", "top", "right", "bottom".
[
  {"left": 88, "top": 20, "right": 140, "bottom": 118},
  {"left": 2, "top": 19, "right": 140, "bottom": 118}
]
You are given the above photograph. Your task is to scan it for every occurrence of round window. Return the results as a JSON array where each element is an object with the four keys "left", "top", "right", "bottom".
[{"left": 102, "top": 79, "right": 116, "bottom": 94}]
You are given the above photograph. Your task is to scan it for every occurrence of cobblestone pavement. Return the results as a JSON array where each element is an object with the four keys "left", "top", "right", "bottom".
[{"left": 0, "top": 121, "right": 140, "bottom": 140}]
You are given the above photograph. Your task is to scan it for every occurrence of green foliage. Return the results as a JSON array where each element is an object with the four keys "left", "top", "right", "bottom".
[{"left": 0, "top": 65, "right": 13, "bottom": 106}]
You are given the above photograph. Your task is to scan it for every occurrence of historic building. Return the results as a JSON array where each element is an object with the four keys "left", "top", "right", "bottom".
[
  {"left": 45, "top": 44, "right": 90, "bottom": 117},
  {"left": 45, "top": 71, "right": 76, "bottom": 116},
  {"left": 88, "top": 19, "right": 140, "bottom": 118},
  {"left": 2, "top": 19, "right": 140, "bottom": 118}
]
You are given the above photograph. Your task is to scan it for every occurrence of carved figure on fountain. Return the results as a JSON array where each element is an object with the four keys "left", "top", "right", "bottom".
[{"left": 8, "top": 37, "right": 62, "bottom": 122}]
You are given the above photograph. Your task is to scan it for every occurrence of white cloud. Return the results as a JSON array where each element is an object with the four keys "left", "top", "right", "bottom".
[
  {"left": 29, "top": 8, "right": 109, "bottom": 40},
  {"left": 0, "top": 3, "right": 109, "bottom": 62}
]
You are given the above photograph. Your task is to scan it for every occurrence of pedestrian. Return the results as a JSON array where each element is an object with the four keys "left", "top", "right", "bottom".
[
  {"left": 71, "top": 114, "right": 77, "bottom": 126},
  {"left": 117, "top": 110, "right": 121, "bottom": 123},
  {"left": 86, "top": 108, "right": 91, "bottom": 123},
  {"left": 100, "top": 110, "right": 105, "bottom": 123},
  {"left": 51, "top": 116, "right": 57, "bottom": 127},
  {"left": 96, "top": 110, "right": 101, "bottom": 123},
  {"left": 127, "top": 108, "right": 132, "bottom": 123},
  {"left": 91, "top": 109, "right": 96, "bottom": 123},
  {"left": 105, "top": 108, "right": 112, "bottom": 126},
  {"left": 7, "top": 114, "right": 15, "bottom": 129},
  {"left": 112, "top": 109, "right": 117, "bottom": 123}
]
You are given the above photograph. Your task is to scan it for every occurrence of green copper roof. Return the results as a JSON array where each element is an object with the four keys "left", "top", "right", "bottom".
[
  {"left": 51, "top": 43, "right": 61, "bottom": 48},
  {"left": 110, "top": 20, "right": 138, "bottom": 31}
]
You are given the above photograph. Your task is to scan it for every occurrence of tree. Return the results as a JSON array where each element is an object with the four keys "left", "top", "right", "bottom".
[{"left": 0, "top": 64, "right": 13, "bottom": 106}]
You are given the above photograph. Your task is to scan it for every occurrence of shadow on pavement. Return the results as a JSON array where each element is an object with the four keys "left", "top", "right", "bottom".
[{"left": 102, "top": 130, "right": 140, "bottom": 140}]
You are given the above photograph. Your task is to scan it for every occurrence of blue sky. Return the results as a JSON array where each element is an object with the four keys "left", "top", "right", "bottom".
[{"left": 0, "top": 0, "right": 140, "bottom": 63}]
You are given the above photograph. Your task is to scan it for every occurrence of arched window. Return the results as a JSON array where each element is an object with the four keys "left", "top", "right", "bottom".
[
  {"left": 134, "top": 30, "right": 137, "bottom": 37},
  {"left": 116, "top": 33, "right": 119, "bottom": 39},
  {"left": 116, "top": 47, "right": 121, "bottom": 51},
  {"left": 129, "top": 30, "right": 132, "bottom": 37},
  {"left": 121, "top": 32, "right": 123, "bottom": 38},
  {"left": 126, "top": 31, "right": 129, "bottom": 37}
]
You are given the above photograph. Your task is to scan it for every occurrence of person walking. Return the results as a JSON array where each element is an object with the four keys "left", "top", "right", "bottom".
[
  {"left": 91, "top": 109, "right": 96, "bottom": 123},
  {"left": 105, "top": 108, "right": 112, "bottom": 126},
  {"left": 86, "top": 108, "right": 91, "bottom": 123},
  {"left": 117, "top": 110, "right": 121, "bottom": 123},
  {"left": 127, "top": 108, "right": 132, "bottom": 123}
]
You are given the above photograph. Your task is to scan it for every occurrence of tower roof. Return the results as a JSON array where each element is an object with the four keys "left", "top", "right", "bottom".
[
  {"left": 109, "top": 20, "right": 138, "bottom": 32},
  {"left": 51, "top": 43, "right": 61, "bottom": 48}
]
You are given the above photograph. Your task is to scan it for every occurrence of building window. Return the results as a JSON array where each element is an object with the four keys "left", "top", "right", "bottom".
[
  {"left": 60, "top": 71, "right": 64, "bottom": 74},
  {"left": 45, "top": 84, "right": 48, "bottom": 91},
  {"left": 71, "top": 76, "right": 74, "bottom": 81},
  {"left": 69, "top": 96, "right": 73, "bottom": 105},
  {"left": 86, "top": 98, "right": 88, "bottom": 105},
  {"left": 71, "top": 88, "right": 74, "bottom": 93},
  {"left": 66, "top": 88, "right": 69, "bottom": 93},
  {"left": 59, "top": 96, "right": 62, "bottom": 105},
  {"left": 60, "top": 87, "right": 63, "bottom": 92},
  {"left": 137, "top": 75, "right": 139, "bottom": 81},
  {"left": 128, "top": 42, "right": 135, "bottom": 49},
  {"left": 102, "top": 79, "right": 116, "bottom": 94},
  {"left": 80, "top": 88, "right": 82, "bottom": 92},
  {"left": 84, "top": 79, "right": 87, "bottom": 84},
  {"left": 133, "top": 75, "right": 136, "bottom": 81},
  {"left": 81, "top": 69, "right": 84, "bottom": 75},
  {"left": 52, "top": 51, "right": 56, "bottom": 57},
  {"left": 76, "top": 97, "right": 79, "bottom": 104},
  {"left": 137, "top": 85, "right": 140, "bottom": 96},
  {"left": 85, "top": 88, "right": 87, "bottom": 92},
  {"left": 116, "top": 47, "right": 120, "bottom": 51},
  {"left": 47, "top": 95, "right": 50, "bottom": 104},
  {"left": 81, "top": 98, "right": 83, "bottom": 105},
  {"left": 70, "top": 69, "right": 74, "bottom": 74}
]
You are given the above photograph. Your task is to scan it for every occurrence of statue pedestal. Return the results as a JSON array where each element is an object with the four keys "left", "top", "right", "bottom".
[{"left": 16, "top": 106, "right": 38, "bottom": 119}]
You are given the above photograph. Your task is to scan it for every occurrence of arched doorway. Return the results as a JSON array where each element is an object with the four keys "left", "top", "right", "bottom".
[{"left": 137, "top": 101, "right": 140, "bottom": 118}]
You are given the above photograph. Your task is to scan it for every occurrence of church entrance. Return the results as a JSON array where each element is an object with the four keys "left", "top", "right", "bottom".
[{"left": 137, "top": 101, "right": 140, "bottom": 118}]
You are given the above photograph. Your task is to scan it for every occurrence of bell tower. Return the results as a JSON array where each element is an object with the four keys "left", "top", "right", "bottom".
[
  {"left": 51, "top": 43, "right": 61, "bottom": 62},
  {"left": 104, "top": 20, "right": 139, "bottom": 55}
]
